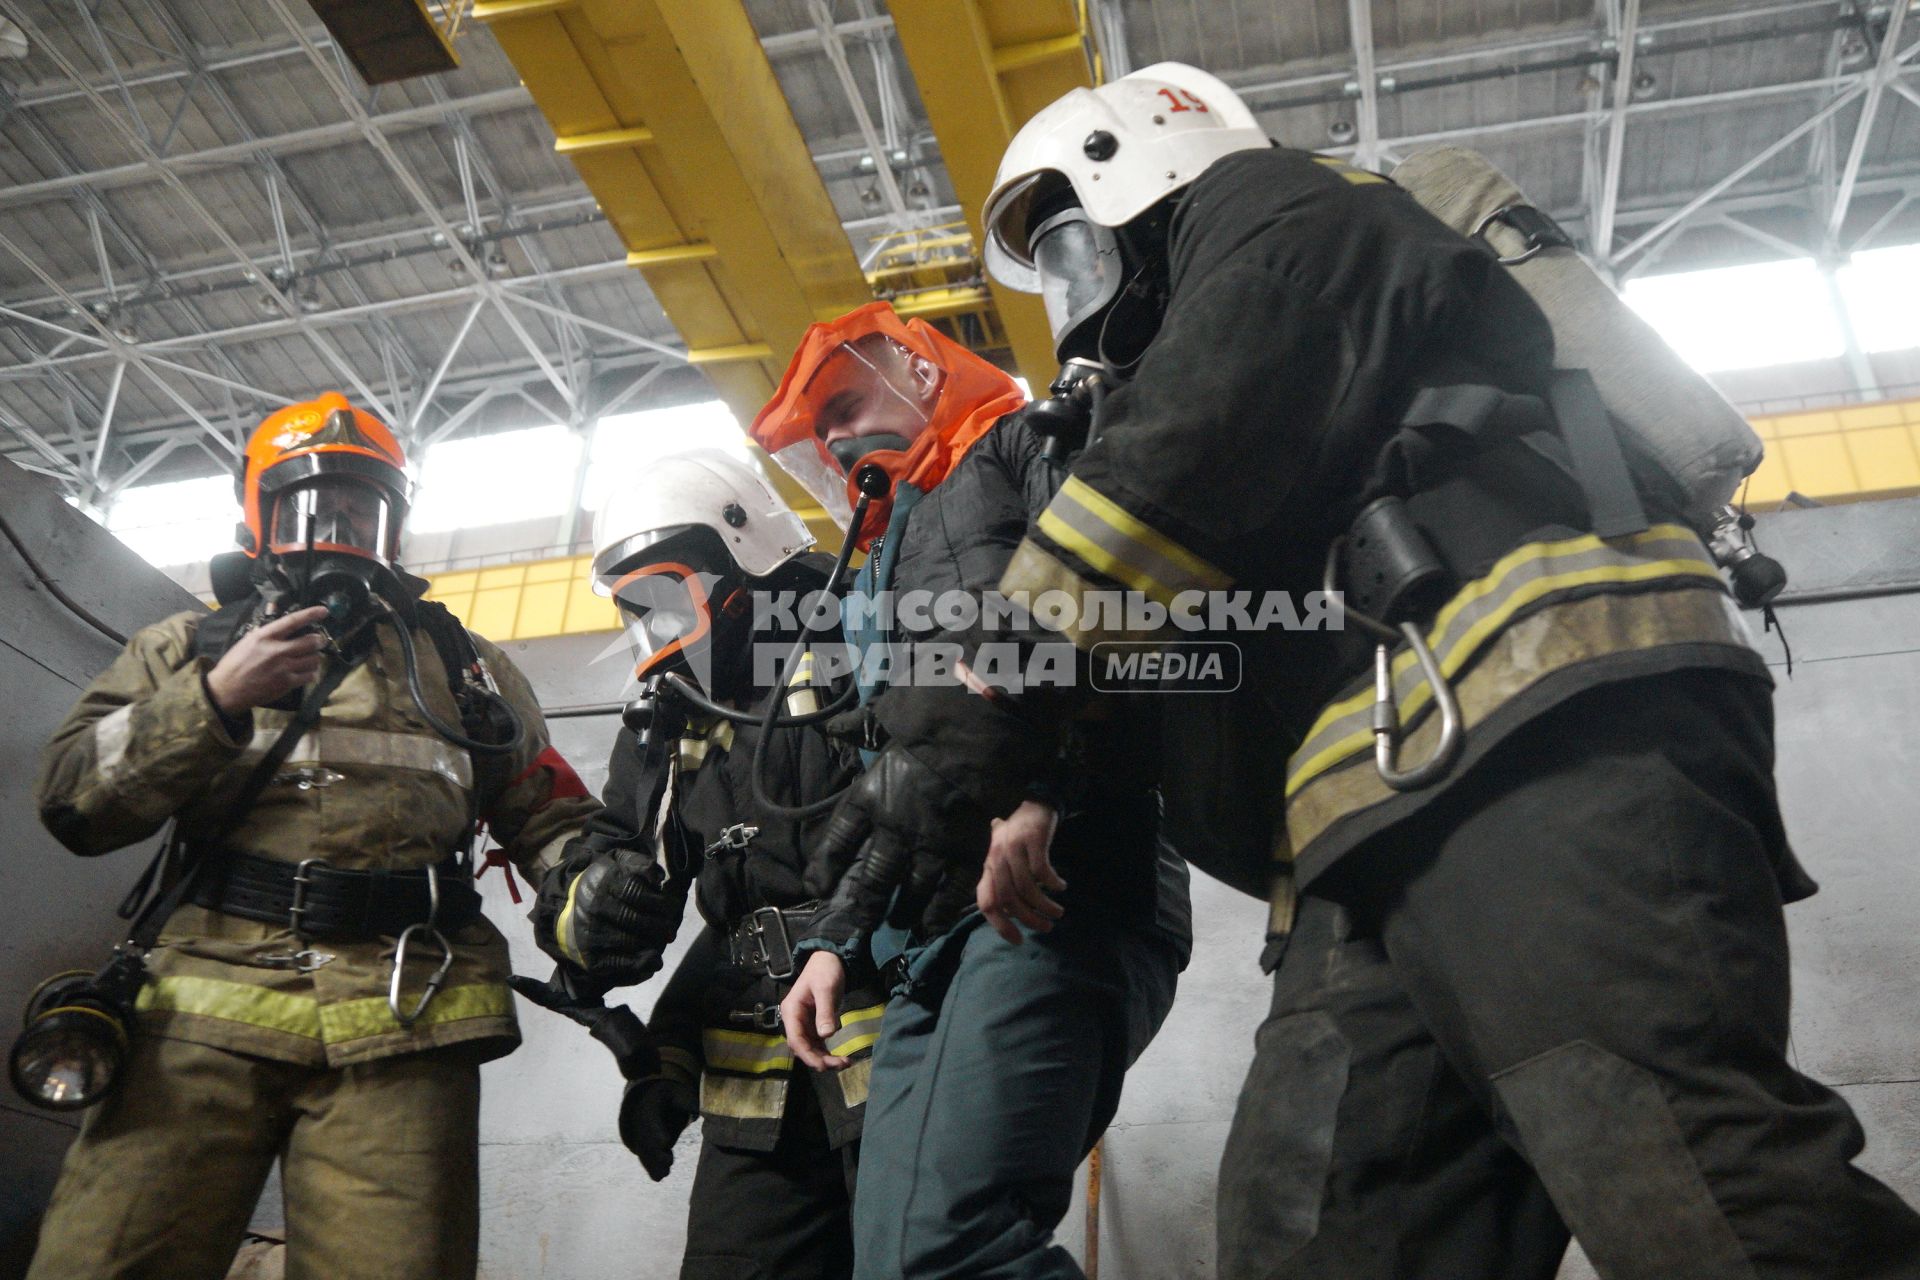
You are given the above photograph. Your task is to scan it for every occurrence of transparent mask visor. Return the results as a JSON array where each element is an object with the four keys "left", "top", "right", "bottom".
[
  {"left": 1032, "top": 210, "right": 1124, "bottom": 349},
  {"left": 769, "top": 334, "right": 945, "bottom": 528},
  {"left": 605, "top": 564, "right": 712, "bottom": 680},
  {"left": 269, "top": 479, "right": 397, "bottom": 561}
]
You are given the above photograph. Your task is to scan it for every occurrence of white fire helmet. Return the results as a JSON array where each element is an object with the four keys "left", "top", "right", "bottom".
[
  {"left": 982, "top": 62, "right": 1268, "bottom": 296},
  {"left": 592, "top": 449, "right": 813, "bottom": 682}
]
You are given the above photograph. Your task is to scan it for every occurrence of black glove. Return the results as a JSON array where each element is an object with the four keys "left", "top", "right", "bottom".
[
  {"left": 529, "top": 848, "right": 680, "bottom": 986},
  {"left": 619, "top": 1072, "right": 699, "bottom": 1181},
  {"left": 808, "top": 744, "right": 997, "bottom": 946}
]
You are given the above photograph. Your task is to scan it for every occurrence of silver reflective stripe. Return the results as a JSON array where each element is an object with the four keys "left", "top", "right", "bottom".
[
  {"left": 93, "top": 704, "right": 135, "bottom": 784},
  {"left": 241, "top": 726, "right": 473, "bottom": 790}
]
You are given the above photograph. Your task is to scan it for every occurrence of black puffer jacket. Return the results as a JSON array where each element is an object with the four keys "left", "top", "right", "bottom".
[{"left": 875, "top": 409, "right": 1194, "bottom": 957}]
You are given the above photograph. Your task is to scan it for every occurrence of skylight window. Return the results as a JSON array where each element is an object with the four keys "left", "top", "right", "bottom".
[
  {"left": 1836, "top": 242, "right": 1920, "bottom": 354},
  {"left": 107, "top": 475, "right": 237, "bottom": 568},
  {"left": 1622, "top": 258, "right": 1844, "bottom": 373},
  {"left": 582, "top": 400, "right": 753, "bottom": 511},
  {"left": 409, "top": 422, "right": 584, "bottom": 534}
]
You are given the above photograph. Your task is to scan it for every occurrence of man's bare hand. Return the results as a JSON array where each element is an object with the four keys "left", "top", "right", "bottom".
[
  {"left": 205, "top": 606, "right": 331, "bottom": 716},
  {"left": 781, "top": 949, "right": 850, "bottom": 1071},
  {"left": 977, "top": 799, "right": 1066, "bottom": 945}
]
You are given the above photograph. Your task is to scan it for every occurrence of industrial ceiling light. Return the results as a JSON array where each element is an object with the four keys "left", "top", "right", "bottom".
[
  {"left": 1328, "top": 119, "right": 1356, "bottom": 144},
  {"left": 1633, "top": 70, "right": 1658, "bottom": 98},
  {"left": 0, "top": 18, "right": 28, "bottom": 60},
  {"left": 859, "top": 185, "right": 882, "bottom": 207}
]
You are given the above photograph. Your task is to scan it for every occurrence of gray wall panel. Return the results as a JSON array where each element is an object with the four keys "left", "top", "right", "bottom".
[{"left": 0, "top": 459, "right": 203, "bottom": 1269}]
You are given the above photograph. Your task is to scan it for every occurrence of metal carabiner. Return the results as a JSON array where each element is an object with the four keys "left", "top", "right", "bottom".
[
  {"left": 388, "top": 863, "right": 453, "bottom": 1026},
  {"left": 1324, "top": 538, "right": 1464, "bottom": 793},
  {"left": 1371, "top": 623, "right": 1464, "bottom": 792}
]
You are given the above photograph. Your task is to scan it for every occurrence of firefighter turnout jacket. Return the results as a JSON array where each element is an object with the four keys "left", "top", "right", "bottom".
[
  {"left": 566, "top": 657, "right": 882, "bottom": 1152},
  {"left": 36, "top": 600, "right": 598, "bottom": 1067},
  {"left": 988, "top": 147, "right": 1804, "bottom": 916}
]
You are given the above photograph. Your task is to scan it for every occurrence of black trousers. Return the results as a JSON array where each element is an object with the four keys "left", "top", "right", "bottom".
[
  {"left": 681, "top": 1073, "right": 858, "bottom": 1280},
  {"left": 1219, "top": 670, "right": 1920, "bottom": 1280}
]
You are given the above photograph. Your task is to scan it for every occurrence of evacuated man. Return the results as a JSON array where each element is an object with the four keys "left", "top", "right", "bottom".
[
  {"left": 525, "top": 449, "right": 876, "bottom": 1278},
  {"left": 758, "top": 303, "right": 1191, "bottom": 1280},
  {"left": 795, "top": 64, "right": 1920, "bottom": 1280},
  {"left": 29, "top": 393, "right": 599, "bottom": 1280}
]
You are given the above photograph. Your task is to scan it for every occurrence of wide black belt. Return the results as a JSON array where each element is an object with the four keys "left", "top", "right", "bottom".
[
  {"left": 189, "top": 849, "right": 482, "bottom": 941},
  {"left": 725, "top": 903, "right": 821, "bottom": 980}
]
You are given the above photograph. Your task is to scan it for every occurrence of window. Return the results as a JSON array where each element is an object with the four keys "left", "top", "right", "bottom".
[
  {"left": 108, "top": 475, "right": 237, "bottom": 568},
  {"left": 1836, "top": 241, "right": 1920, "bottom": 354},
  {"left": 581, "top": 400, "right": 752, "bottom": 511},
  {"left": 1622, "top": 258, "right": 1843, "bottom": 373},
  {"left": 409, "top": 422, "right": 584, "bottom": 534}
]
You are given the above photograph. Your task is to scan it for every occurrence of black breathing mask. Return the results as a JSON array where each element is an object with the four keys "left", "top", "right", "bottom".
[{"left": 827, "top": 433, "right": 914, "bottom": 472}]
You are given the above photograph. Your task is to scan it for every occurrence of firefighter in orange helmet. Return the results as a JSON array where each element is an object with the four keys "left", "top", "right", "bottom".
[{"left": 26, "top": 393, "right": 605, "bottom": 1279}]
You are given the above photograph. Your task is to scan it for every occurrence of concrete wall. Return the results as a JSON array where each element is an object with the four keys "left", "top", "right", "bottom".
[
  {"left": 5, "top": 466, "right": 1919, "bottom": 1277},
  {"left": 0, "top": 459, "right": 206, "bottom": 1275}
]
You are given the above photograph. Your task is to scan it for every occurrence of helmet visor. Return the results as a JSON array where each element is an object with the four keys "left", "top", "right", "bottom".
[
  {"left": 1031, "top": 208, "right": 1125, "bottom": 357},
  {"left": 268, "top": 479, "right": 398, "bottom": 561},
  {"left": 604, "top": 562, "right": 713, "bottom": 682}
]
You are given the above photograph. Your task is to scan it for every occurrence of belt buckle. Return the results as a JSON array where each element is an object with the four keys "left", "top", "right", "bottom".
[
  {"left": 749, "top": 906, "right": 795, "bottom": 981},
  {"left": 260, "top": 857, "right": 335, "bottom": 973}
]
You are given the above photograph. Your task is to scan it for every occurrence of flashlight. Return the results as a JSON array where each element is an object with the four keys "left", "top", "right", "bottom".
[{"left": 10, "top": 949, "right": 146, "bottom": 1111}]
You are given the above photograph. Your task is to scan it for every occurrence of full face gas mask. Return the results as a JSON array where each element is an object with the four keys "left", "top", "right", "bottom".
[
  {"left": 256, "top": 476, "right": 407, "bottom": 637},
  {"left": 1026, "top": 192, "right": 1172, "bottom": 370}
]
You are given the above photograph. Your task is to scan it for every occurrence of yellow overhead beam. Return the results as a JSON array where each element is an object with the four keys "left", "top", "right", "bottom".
[
  {"left": 889, "top": 1, "right": 1097, "bottom": 387},
  {"left": 478, "top": 0, "right": 872, "bottom": 427}
]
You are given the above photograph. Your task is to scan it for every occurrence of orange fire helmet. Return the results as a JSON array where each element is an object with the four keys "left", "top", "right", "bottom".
[
  {"left": 236, "top": 392, "right": 411, "bottom": 562},
  {"left": 749, "top": 302, "right": 1027, "bottom": 547}
]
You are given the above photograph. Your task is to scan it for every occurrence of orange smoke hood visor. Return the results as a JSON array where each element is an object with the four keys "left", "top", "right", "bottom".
[{"left": 749, "top": 302, "right": 1027, "bottom": 544}]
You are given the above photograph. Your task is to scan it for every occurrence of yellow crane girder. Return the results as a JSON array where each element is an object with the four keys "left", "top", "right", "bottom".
[
  {"left": 887, "top": 1, "right": 1098, "bottom": 388},
  {"left": 475, "top": 0, "right": 874, "bottom": 428}
]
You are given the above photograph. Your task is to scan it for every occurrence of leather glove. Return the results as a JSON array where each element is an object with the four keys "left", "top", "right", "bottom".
[
  {"left": 529, "top": 848, "right": 680, "bottom": 986},
  {"left": 619, "top": 1072, "right": 699, "bottom": 1181},
  {"left": 807, "top": 744, "right": 996, "bottom": 946}
]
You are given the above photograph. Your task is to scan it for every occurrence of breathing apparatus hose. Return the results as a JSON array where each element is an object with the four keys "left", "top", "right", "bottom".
[
  {"left": 380, "top": 604, "right": 526, "bottom": 756},
  {"left": 744, "top": 463, "right": 892, "bottom": 819}
]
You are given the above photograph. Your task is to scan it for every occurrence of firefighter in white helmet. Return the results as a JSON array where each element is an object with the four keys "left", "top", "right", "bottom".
[
  {"left": 525, "top": 448, "right": 875, "bottom": 1277},
  {"left": 790, "top": 62, "right": 1920, "bottom": 1279}
]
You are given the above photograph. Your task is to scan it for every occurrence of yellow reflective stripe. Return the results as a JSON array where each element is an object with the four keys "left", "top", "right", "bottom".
[
  {"left": 134, "top": 975, "right": 510, "bottom": 1044},
  {"left": 1041, "top": 476, "right": 1232, "bottom": 605},
  {"left": 1000, "top": 539, "right": 1113, "bottom": 650},
  {"left": 1286, "top": 526, "right": 1719, "bottom": 796},
  {"left": 836, "top": 1056, "right": 874, "bottom": 1109},
  {"left": 1037, "top": 509, "right": 1181, "bottom": 606},
  {"left": 240, "top": 726, "right": 473, "bottom": 789},
  {"left": 824, "top": 1002, "right": 885, "bottom": 1057},
  {"left": 318, "top": 983, "right": 512, "bottom": 1043},
  {"left": 1312, "top": 154, "right": 1388, "bottom": 185},
  {"left": 677, "top": 720, "right": 735, "bottom": 772},
  {"left": 135, "top": 974, "right": 323, "bottom": 1040},
  {"left": 701, "top": 1073, "right": 786, "bottom": 1120},
  {"left": 555, "top": 870, "right": 587, "bottom": 967},
  {"left": 702, "top": 1027, "right": 795, "bottom": 1075}
]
